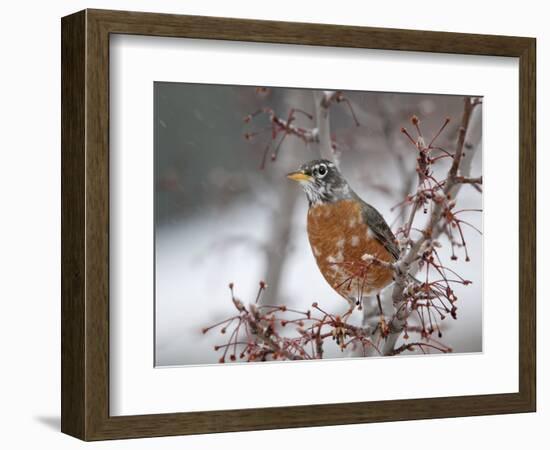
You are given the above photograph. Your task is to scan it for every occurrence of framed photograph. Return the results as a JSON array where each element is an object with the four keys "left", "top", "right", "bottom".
[{"left": 61, "top": 9, "right": 536, "bottom": 440}]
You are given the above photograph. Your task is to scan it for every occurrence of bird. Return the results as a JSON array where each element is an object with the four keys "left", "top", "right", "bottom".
[{"left": 287, "top": 159, "right": 400, "bottom": 312}]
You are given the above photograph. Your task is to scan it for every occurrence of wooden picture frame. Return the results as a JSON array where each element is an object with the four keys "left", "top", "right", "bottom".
[{"left": 61, "top": 9, "right": 536, "bottom": 441}]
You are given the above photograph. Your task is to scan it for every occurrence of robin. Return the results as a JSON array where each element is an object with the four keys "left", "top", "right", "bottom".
[{"left": 287, "top": 159, "right": 399, "bottom": 312}]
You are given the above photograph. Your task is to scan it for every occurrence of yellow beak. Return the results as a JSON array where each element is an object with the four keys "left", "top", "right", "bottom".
[{"left": 287, "top": 171, "right": 312, "bottom": 182}]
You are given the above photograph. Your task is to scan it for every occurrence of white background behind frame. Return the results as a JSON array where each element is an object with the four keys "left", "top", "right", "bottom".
[
  {"left": 1, "top": 0, "right": 547, "bottom": 449},
  {"left": 109, "top": 34, "right": 518, "bottom": 416}
]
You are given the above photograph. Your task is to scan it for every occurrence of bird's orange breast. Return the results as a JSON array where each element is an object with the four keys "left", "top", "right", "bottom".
[{"left": 307, "top": 200, "right": 394, "bottom": 300}]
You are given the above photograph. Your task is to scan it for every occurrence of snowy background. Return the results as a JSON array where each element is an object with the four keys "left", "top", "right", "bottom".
[{"left": 154, "top": 83, "right": 483, "bottom": 366}]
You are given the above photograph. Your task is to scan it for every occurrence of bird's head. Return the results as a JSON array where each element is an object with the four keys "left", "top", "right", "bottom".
[{"left": 287, "top": 159, "right": 353, "bottom": 206}]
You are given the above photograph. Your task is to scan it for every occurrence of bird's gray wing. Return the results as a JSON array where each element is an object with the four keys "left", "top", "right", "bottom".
[{"left": 356, "top": 197, "right": 400, "bottom": 260}]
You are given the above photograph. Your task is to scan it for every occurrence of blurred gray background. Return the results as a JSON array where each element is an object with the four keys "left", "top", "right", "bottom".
[{"left": 154, "top": 82, "right": 482, "bottom": 366}]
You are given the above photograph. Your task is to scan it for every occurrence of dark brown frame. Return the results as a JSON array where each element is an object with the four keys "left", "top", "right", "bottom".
[{"left": 61, "top": 9, "right": 536, "bottom": 441}]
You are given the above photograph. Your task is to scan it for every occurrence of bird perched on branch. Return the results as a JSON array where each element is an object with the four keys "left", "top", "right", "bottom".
[{"left": 287, "top": 159, "right": 399, "bottom": 311}]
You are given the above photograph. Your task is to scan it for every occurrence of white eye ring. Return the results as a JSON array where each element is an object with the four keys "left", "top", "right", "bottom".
[{"left": 317, "top": 164, "right": 328, "bottom": 178}]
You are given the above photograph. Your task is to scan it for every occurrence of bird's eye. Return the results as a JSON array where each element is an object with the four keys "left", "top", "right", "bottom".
[{"left": 317, "top": 164, "right": 328, "bottom": 177}]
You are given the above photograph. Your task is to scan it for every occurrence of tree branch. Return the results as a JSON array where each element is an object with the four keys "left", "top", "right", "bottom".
[
  {"left": 377, "top": 97, "right": 482, "bottom": 356},
  {"left": 313, "top": 90, "right": 337, "bottom": 163}
]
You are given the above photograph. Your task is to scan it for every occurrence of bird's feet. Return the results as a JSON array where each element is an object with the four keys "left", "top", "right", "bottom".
[
  {"left": 331, "top": 325, "right": 347, "bottom": 350},
  {"left": 333, "top": 300, "right": 357, "bottom": 351}
]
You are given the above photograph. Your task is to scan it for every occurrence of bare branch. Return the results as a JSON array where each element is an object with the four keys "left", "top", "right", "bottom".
[
  {"left": 376, "top": 97, "right": 482, "bottom": 356},
  {"left": 204, "top": 283, "right": 380, "bottom": 362},
  {"left": 313, "top": 91, "right": 337, "bottom": 163}
]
